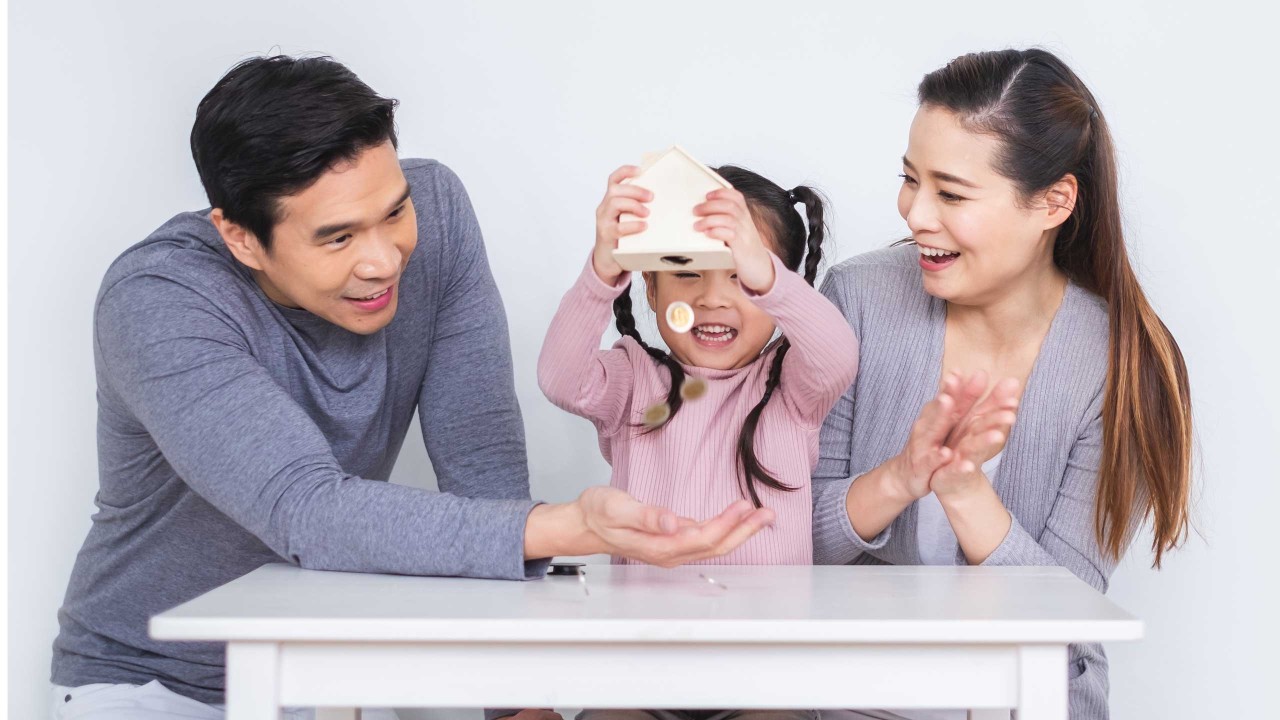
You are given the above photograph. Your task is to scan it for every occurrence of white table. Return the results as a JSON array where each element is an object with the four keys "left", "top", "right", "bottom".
[{"left": 150, "top": 563, "right": 1140, "bottom": 720}]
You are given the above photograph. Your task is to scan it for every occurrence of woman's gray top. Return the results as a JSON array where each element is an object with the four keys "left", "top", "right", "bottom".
[{"left": 812, "top": 245, "right": 1119, "bottom": 719}]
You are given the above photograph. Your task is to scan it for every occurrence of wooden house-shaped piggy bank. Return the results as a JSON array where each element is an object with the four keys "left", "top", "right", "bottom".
[{"left": 613, "top": 146, "right": 736, "bottom": 272}]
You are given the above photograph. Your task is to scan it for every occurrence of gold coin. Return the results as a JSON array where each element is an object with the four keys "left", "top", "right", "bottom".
[
  {"left": 680, "top": 376, "right": 708, "bottom": 401},
  {"left": 665, "top": 301, "right": 694, "bottom": 334},
  {"left": 642, "top": 402, "right": 671, "bottom": 428}
]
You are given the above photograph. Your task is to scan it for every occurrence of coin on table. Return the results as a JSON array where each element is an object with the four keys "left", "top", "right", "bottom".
[
  {"left": 642, "top": 401, "right": 671, "bottom": 428},
  {"left": 680, "top": 376, "right": 708, "bottom": 401},
  {"left": 665, "top": 301, "right": 694, "bottom": 334}
]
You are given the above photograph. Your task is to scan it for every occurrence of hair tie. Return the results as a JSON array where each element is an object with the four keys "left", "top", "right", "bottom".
[
  {"left": 1088, "top": 106, "right": 1098, "bottom": 121},
  {"left": 787, "top": 189, "right": 798, "bottom": 203}
]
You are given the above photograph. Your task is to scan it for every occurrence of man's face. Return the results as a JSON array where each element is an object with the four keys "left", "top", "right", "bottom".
[{"left": 243, "top": 141, "right": 417, "bottom": 334}]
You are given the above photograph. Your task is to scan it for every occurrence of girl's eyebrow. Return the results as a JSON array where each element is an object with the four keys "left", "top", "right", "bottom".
[{"left": 902, "top": 156, "right": 979, "bottom": 189}]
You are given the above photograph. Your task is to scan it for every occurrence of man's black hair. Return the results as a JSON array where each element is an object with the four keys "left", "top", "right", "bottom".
[{"left": 190, "top": 55, "right": 399, "bottom": 248}]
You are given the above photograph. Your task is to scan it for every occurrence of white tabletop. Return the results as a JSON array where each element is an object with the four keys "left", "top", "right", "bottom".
[{"left": 150, "top": 563, "right": 1140, "bottom": 645}]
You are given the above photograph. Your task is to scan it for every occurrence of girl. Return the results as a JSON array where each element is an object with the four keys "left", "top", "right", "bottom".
[
  {"left": 539, "top": 164, "right": 859, "bottom": 565},
  {"left": 813, "top": 49, "right": 1193, "bottom": 719}
]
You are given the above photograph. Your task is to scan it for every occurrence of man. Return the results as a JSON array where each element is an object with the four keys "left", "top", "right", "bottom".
[{"left": 51, "top": 55, "right": 773, "bottom": 718}]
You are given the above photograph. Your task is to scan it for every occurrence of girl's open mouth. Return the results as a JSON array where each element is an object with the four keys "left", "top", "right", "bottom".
[{"left": 691, "top": 324, "right": 738, "bottom": 348}]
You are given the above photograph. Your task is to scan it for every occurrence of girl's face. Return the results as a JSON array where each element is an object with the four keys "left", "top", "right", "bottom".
[
  {"left": 644, "top": 236, "right": 780, "bottom": 371},
  {"left": 897, "top": 106, "right": 1062, "bottom": 306}
]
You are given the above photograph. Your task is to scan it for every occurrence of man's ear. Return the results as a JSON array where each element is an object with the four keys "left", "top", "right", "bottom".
[
  {"left": 643, "top": 272, "right": 658, "bottom": 313},
  {"left": 1041, "top": 174, "right": 1079, "bottom": 231},
  {"left": 210, "top": 208, "right": 267, "bottom": 271}
]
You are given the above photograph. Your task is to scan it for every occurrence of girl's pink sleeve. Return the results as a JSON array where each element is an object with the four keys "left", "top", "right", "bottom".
[
  {"left": 744, "top": 253, "right": 860, "bottom": 428},
  {"left": 537, "top": 256, "right": 637, "bottom": 437}
]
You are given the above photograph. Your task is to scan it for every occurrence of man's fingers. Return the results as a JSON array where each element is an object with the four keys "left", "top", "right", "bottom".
[
  {"left": 710, "top": 507, "right": 775, "bottom": 557},
  {"left": 672, "top": 500, "right": 756, "bottom": 553},
  {"left": 640, "top": 504, "right": 678, "bottom": 534},
  {"left": 604, "top": 488, "right": 678, "bottom": 535},
  {"left": 663, "top": 504, "right": 770, "bottom": 566}
]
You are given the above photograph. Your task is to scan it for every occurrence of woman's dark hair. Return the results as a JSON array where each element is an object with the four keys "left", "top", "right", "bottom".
[
  {"left": 611, "top": 166, "right": 828, "bottom": 508},
  {"left": 918, "top": 48, "right": 1192, "bottom": 567},
  {"left": 190, "top": 55, "right": 399, "bottom": 249}
]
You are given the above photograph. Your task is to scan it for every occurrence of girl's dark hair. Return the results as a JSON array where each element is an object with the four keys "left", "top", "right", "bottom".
[
  {"left": 918, "top": 49, "right": 1192, "bottom": 567},
  {"left": 190, "top": 55, "right": 399, "bottom": 249},
  {"left": 611, "top": 166, "right": 828, "bottom": 508}
]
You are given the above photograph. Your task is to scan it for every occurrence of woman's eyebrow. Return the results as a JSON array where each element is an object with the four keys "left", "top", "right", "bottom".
[{"left": 902, "top": 156, "right": 979, "bottom": 189}]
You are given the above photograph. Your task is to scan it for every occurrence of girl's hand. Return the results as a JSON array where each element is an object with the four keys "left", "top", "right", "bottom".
[
  {"left": 693, "top": 188, "right": 776, "bottom": 293},
  {"left": 593, "top": 165, "right": 653, "bottom": 283}
]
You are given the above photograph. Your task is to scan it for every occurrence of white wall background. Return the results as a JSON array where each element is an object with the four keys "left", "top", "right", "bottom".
[{"left": 9, "top": 1, "right": 1279, "bottom": 717}]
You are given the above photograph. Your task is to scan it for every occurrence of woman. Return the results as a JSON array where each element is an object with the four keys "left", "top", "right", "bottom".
[{"left": 812, "top": 48, "right": 1192, "bottom": 719}]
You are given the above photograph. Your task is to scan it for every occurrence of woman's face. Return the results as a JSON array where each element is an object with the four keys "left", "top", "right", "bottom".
[{"left": 897, "top": 106, "right": 1059, "bottom": 306}]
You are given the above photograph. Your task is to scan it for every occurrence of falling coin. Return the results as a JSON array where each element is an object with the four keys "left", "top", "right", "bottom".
[
  {"left": 698, "top": 573, "right": 729, "bottom": 591},
  {"left": 665, "top": 301, "right": 694, "bottom": 334},
  {"left": 643, "top": 402, "right": 671, "bottom": 428},
  {"left": 680, "top": 376, "right": 708, "bottom": 401}
]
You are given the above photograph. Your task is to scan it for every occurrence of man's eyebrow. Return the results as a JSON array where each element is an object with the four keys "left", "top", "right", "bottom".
[
  {"left": 901, "top": 156, "right": 979, "bottom": 189},
  {"left": 312, "top": 184, "right": 413, "bottom": 241}
]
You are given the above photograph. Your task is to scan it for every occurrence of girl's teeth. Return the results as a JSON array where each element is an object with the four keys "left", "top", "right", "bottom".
[{"left": 693, "top": 325, "right": 736, "bottom": 343}]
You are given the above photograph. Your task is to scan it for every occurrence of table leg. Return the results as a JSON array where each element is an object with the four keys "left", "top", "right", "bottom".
[
  {"left": 1016, "top": 645, "right": 1068, "bottom": 720},
  {"left": 226, "top": 642, "right": 281, "bottom": 720}
]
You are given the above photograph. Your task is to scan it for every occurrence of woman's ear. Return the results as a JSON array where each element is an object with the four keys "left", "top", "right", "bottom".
[
  {"left": 643, "top": 272, "right": 658, "bottom": 313},
  {"left": 1041, "top": 174, "right": 1079, "bottom": 231},
  {"left": 210, "top": 208, "right": 267, "bottom": 271}
]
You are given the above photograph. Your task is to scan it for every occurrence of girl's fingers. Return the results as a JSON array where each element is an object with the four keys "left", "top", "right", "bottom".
[
  {"left": 607, "top": 165, "right": 641, "bottom": 186},
  {"left": 701, "top": 226, "right": 738, "bottom": 244},
  {"left": 606, "top": 184, "right": 654, "bottom": 203},
  {"left": 705, "top": 188, "right": 746, "bottom": 205},
  {"left": 616, "top": 221, "right": 647, "bottom": 237},
  {"left": 693, "top": 199, "right": 744, "bottom": 218},
  {"left": 607, "top": 197, "right": 650, "bottom": 218},
  {"left": 692, "top": 214, "right": 737, "bottom": 231}
]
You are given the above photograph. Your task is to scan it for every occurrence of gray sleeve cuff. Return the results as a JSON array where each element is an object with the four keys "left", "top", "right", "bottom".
[
  {"left": 812, "top": 475, "right": 892, "bottom": 565},
  {"left": 978, "top": 514, "right": 1055, "bottom": 568}
]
